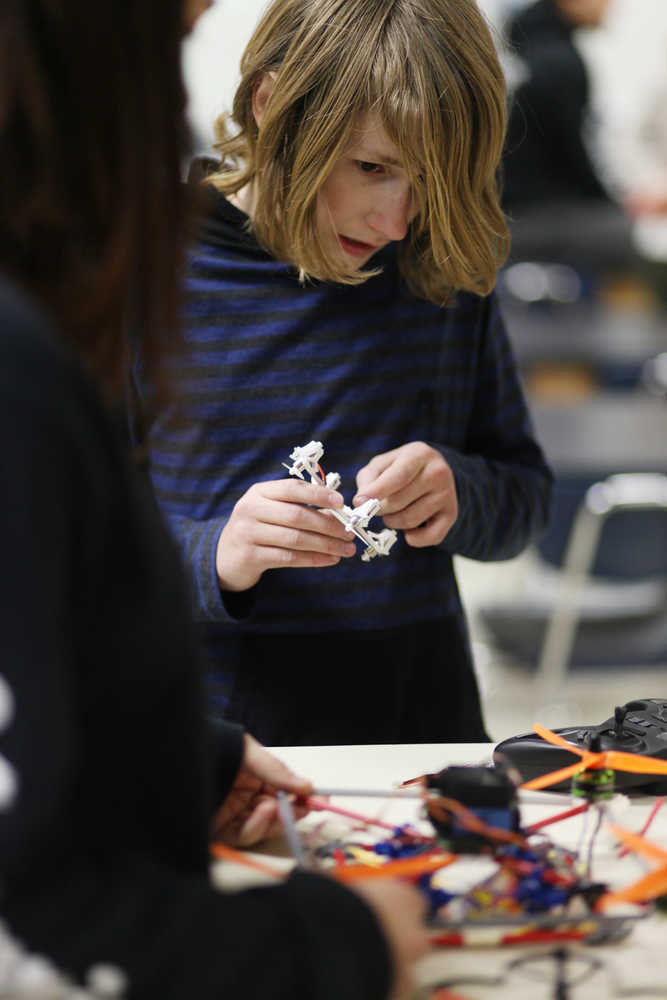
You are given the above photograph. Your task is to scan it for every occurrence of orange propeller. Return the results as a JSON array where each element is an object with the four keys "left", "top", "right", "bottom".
[
  {"left": 597, "top": 825, "right": 667, "bottom": 908},
  {"left": 521, "top": 723, "right": 667, "bottom": 792},
  {"left": 332, "top": 848, "right": 456, "bottom": 884}
]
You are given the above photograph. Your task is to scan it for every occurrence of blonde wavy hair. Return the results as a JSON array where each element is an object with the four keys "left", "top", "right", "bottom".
[{"left": 208, "top": 0, "right": 509, "bottom": 304}]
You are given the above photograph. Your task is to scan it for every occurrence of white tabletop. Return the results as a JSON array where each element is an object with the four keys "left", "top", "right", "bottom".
[
  {"left": 214, "top": 744, "right": 667, "bottom": 999},
  {"left": 276, "top": 742, "right": 493, "bottom": 792}
]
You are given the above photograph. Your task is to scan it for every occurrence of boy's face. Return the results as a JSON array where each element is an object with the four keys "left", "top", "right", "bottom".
[{"left": 316, "top": 112, "right": 418, "bottom": 269}]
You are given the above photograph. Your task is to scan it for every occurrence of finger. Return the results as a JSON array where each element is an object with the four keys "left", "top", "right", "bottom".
[
  {"left": 383, "top": 491, "right": 449, "bottom": 530},
  {"left": 354, "top": 450, "right": 426, "bottom": 506},
  {"left": 249, "top": 546, "right": 347, "bottom": 571},
  {"left": 355, "top": 448, "right": 401, "bottom": 493},
  {"left": 364, "top": 453, "right": 453, "bottom": 517},
  {"left": 259, "top": 478, "right": 344, "bottom": 510},
  {"left": 403, "top": 510, "right": 453, "bottom": 548},
  {"left": 257, "top": 500, "right": 355, "bottom": 542},
  {"left": 292, "top": 799, "right": 311, "bottom": 821},
  {"left": 371, "top": 479, "right": 428, "bottom": 518},
  {"left": 251, "top": 524, "right": 357, "bottom": 559},
  {"left": 244, "top": 735, "right": 313, "bottom": 795},
  {"left": 236, "top": 799, "right": 283, "bottom": 847}
]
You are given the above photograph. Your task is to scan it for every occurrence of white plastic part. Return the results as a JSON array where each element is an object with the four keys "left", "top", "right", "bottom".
[
  {"left": 345, "top": 498, "right": 382, "bottom": 529},
  {"left": 283, "top": 442, "right": 397, "bottom": 562},
  {"left": 363, "top": 528, "right": 398, "bottom": 561},
  {"left": 281, "top": 440, "right": 324, "bottom": 480}
]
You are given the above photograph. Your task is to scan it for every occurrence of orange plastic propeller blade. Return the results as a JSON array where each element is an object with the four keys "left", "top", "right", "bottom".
[
  {"left": 333, "top": 850, "right": 456, "bottom": 883},
  {"left": 602, "top": 751, "right": 667, "bottom": 775},
  {"left": 533, "top": 723, "right": 588, "bottom": 757},
  {"left": 598, "top": 866, "right": 667, "bottom": 908},
  {"left": 209, "top": 842, "right": 287, "bottom": 879},
  {"left": 521, "top": 759, "right": 591, "bottom": 791},
  {"left": 609, "top": 824, "right": 667, "bottom": 865}
]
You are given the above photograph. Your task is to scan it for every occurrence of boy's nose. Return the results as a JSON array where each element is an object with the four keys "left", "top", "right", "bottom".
[{"left": 366, "top": 189, "right": 414, "bottom": 242}]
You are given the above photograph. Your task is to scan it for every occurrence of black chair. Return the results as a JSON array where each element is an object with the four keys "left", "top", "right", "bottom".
[{"left": 479, "top": 392, "right": 667, "bottom": 676}]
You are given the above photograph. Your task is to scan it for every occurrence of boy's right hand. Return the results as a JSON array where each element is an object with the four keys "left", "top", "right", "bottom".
[
  {"left": 215, "top": 480, "right": 357, "bottom": 592},
  {"left": 351, "top": 880, "right": 431, "bottom": 999}
]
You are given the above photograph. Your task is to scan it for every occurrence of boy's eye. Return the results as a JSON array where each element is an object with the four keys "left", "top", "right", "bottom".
[{"left": 357, "top": 160, "right": 384, "bottom": 174}]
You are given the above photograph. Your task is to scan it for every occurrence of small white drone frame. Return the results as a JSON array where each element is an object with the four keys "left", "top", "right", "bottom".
[{"left": 283, "top": 441, "right": 398, "bottom": 562}]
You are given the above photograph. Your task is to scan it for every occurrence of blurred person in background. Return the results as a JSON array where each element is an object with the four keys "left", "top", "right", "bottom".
[
  {"left": 0, "top": 0, "right": 429, "bottom": 996},
  {"left": 501, "top": 0, "right": 635, "bottom": 275}
]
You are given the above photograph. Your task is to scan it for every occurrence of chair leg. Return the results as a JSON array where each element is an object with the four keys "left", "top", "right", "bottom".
[{"left": 534, "top": 473, "right": 667, "bottom": 704}]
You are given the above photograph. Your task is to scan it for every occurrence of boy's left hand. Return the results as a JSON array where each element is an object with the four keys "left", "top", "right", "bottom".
[{"left": 353, "top": 441, "right": 457, "bottom": 548}]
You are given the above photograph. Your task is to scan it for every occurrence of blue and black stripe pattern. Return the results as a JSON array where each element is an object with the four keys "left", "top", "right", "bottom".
[{"left": 145, "top": 181, "right": 552, "bottom": 643}]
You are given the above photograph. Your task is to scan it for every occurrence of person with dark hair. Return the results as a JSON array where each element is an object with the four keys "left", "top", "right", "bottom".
[
  {"left": 139, "top": 0, "right": 553, "bottom": 747},
  {"left": 0, "top": 1, "right": 429, "bottom": 997}
]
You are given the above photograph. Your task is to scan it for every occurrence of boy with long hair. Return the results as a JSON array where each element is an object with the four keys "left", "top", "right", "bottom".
[{"left": 143, "top": 0, "right": 553, "bottom": 745}]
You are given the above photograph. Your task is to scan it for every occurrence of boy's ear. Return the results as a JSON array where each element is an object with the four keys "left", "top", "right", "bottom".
[{"left": 252, "top": 72, "right": 277, "bottom": 129}]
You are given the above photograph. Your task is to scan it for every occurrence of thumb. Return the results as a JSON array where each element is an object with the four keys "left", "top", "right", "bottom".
[
  {"left": 355, "top": 451, "right": 397, "bottom": 498},
  {"left": 243, "top": 733, "right": 313, "bottom": 794}
]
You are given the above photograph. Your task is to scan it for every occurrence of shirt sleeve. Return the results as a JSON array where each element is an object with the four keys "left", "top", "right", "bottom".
[
  {"left": 126, "top": 334, "right": 256, "bottom": 626},
  {"left": 164, "top": 509, "right": 257, "bottom": 623},
  {"left": 434, "top": 292, "right": 553, "bottom": 561}
]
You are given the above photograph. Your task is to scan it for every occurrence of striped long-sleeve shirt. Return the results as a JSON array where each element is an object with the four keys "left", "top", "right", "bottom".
[{"left": 144, "top": 179, "right": 552, "bottom": 647}]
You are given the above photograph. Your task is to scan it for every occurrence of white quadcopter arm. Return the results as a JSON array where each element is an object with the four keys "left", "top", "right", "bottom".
[{"left": 283, "top": 441, "right": 397, "bottom": 562}]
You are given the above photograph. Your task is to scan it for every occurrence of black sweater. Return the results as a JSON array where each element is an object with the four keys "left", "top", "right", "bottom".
[
  {"left": 146, "top": 173, "right": 552, "bottom": 638},
  {"left": 0, "top": 274, "right": 390, "bottom": 998}
]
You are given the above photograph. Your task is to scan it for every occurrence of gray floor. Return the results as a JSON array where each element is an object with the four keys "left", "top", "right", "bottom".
[{"left": 456, "top": 549, "right": 667, "bottom": 743}]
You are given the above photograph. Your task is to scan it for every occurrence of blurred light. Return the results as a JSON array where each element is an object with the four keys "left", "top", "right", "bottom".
[
  {"left": 543, "top": 264, "right": 582, "bottom": 303},
  {"left": 642, "top": 352, "right": 667, "bottom": 397},
  {"left": 0, "top": 757, "right": 17, "bottom": 811},
  {"left": 586, "top": 482, "right": 614, "bottom": 516},
  {"left": 0, "top": 674, "right": 13, "bottom": 730},
  {"left": 502, "top": 262, "right": 582, "bottom": 304},
  {"left": 504, "top": 262, "right": 549, "bottom": 302}
]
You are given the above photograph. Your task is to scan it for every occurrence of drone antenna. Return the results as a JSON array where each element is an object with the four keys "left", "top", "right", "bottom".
[{"left": 614, "top": 705, "right": 628, "bottom": 740}]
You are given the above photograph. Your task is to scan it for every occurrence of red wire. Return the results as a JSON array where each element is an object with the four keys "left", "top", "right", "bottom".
[
  {"left": 305, "top": 795, "right": 432, "bottom": 840},
  {"left": 524, "top": 802, "right": 589, "bottom": 833}
]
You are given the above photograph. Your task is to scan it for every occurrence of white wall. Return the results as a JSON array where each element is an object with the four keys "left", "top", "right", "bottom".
[
  {"left": 183, "top": 0, "right": 269, "bottom": 154},
  {"left": 182, "top": 0, "right": 517, "bottom": 154},
  {"left": 577, "top": 0, "right": 667, "bottom": 193}
]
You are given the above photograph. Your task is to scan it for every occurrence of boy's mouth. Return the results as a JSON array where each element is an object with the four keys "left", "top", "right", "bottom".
[{"left": 338, "top": 234, "right": 381, "bottom": 257}]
